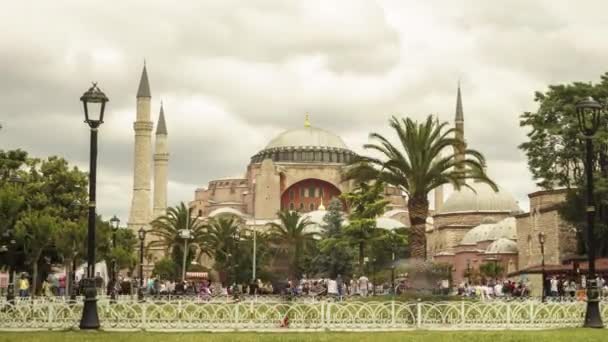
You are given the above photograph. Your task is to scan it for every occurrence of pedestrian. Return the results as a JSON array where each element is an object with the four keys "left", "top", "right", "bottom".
[{"left": 19, "top": 274, "right": 30, "bottom": 297}]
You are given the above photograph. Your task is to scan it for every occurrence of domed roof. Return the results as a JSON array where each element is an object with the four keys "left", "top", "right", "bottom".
[
  {"left": 265, "top": 126, "right": 349, "bottom": 150},
  {"left": 460, "top": 220, "right": 497, "bottom": 245},
  {"left": 299, "top": 210, "right": 405, "bottom": 234},
  {"left": 438, "top": 182, "right": 520, "bottom": 215},
  {"left": 484, "top": 217, "right": 517, "bottom": 241},
  {"left": 486, "top": 238, "right": 518, "bottom": 254},
  {"left": 208, "top": 207, "right": 246, "bottom": 218}
]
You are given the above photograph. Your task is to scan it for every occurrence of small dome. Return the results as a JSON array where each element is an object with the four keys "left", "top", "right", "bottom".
[
  {"left": 208, "top": 207, "right": 246, "bottom": 218},
  {"left": 484, "top": 217, "right": 517, "bottom": 241},
  {"left": 460, "top": 221, "right": 497, "bottom": 245},
  {"left": 299, "top": 210, "right": 405, "bottom": 234},
  {"left": 486, "top": 238, "right": 518, "bottom": 254},
  {"left": 265, "top": 126, "right": 349, "bottom": 150},
  {"left": 438, "top": 182, "right": 520, "bottom": 215},
  {"left": 376, "top": 217, "right": 406, "bottom": 231}
]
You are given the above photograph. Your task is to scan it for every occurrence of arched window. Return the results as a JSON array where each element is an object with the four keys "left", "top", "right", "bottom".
[
  {"left": 309, "top": 203, "right": 315, "bottom": 211},
  {"left": 197, "top": 209, "right": 203, "bottom": 217},
  {"left": 299, "top": 203, "right": 304, "bottom": 211},
  {"left": 289, "top": 202, "right": 294, "bottom": 211}
]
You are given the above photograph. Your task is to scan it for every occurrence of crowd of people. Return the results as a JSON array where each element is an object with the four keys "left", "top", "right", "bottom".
[{"left": 456, "top": 279, "right": 531, "bottom": 300}]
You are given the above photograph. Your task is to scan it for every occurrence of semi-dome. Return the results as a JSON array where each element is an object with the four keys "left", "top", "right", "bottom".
[
  {"left": 438, "top": 182, "right": 520, "bottom": 215},
  {"left": 266, "top": 126, "right": 349, "bottom": 150},
  {"left": 485, "top": 238, "right": 518, "bottom": 254}
]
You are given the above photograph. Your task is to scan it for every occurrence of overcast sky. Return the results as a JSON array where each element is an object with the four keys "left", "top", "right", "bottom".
[{"left": 2, "top": 0, "right": 607, "bottom": 222}]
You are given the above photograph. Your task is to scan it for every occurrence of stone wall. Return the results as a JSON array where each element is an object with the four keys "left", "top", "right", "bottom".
[{"left": 516, "top": 189, "right": 577, "bottom": 269}]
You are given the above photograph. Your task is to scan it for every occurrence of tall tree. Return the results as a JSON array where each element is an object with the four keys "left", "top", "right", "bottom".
[
  {"left": 519, "top": 76, "right": 608, "bottom": 256},
  {"left": 316, "top": 198, "right": 356, "bottom": 278},
  {"left": 15, "top": 210, "right": 60, "bottom": 295},
  {"left": 345, "top": 115, "right": 495, "bottom": 259},
  {"left": 199, "top": 216, "right": 242, "bottom": 284},
  {"left": 267, "top": 211, "right": 317, "bottom": 281},
  {"left": 341, "top": 182, "right": 390, "bottom": 272}
]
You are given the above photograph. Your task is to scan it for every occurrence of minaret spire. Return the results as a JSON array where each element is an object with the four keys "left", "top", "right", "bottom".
[
  {"left": 455, "top": 81, "right": 464, "bottom": 122},
  {"left": 454, "top": 82, "right": 466, "bottom": 182},
  {"left": 153, "top": 101, "right": 169, "bottom": 218},
  {"left": 304, "top": 113, "right": 311, "bottom": 128},
  {"left": 137, "top": 64, "right": 151, "bottom": 98}
]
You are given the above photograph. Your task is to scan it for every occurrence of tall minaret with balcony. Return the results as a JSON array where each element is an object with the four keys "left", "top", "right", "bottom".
[
  {"left": 153, "top": 102, "right": 169, "bottom": 218},
  {"left": 128, "top": 64, "right": 153, "bottom": 230}
]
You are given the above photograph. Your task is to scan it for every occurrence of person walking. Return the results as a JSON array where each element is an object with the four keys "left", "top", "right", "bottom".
[{"left": 18, "top": 274, "right": 29, "bottom": 298}]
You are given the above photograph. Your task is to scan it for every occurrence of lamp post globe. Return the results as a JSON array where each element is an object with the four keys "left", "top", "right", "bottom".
[
  {"left": 576, "top": 96, "right": 604, "bottom": 328},
  {"left": 137, "top": 227, "right": 146, "bottom": 301},
  {"left": 79, "top": 83, "right": 108, "bottom": 330}
]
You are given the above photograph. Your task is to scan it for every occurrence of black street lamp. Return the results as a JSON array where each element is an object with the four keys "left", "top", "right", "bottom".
[
  {"left": 5, "top": 174, "right": 24, "bottom": 304},
  {"left": 575, "top": 96, "right": 604, "bottom": 328},
  {"left": 137, "top": 227, "right": 146, "bottom": 301},
  {"left": 538, "top": 231, "right": 546, "bottom": 303},
  {"left": 78, "top": 82, "right": 108, "bottom": 330},
  {"left": 109, "top": 215, "right": 120, "bottom": 302}
]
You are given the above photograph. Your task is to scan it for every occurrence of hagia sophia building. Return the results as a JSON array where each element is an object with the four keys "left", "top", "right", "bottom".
[{"left": 126, "top": 65, "right": 580, "bottom": 294}]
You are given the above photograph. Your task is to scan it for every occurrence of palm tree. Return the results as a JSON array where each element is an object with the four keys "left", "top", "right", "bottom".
[
  {"left": 345, "top": 115, "right": 496, "bottom": 259},
  {"left": 267, "top": 211, "right": 318, "bottom": 281},
  {"left": 199, "top": 216, "right": 243, "bottom": 284},
  {"left": 148, "top": 202, "right": 204, "bottom": 272}
]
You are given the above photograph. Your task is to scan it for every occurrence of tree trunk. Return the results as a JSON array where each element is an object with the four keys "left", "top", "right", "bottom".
[
  {"left": 358, "top": 241, "right": 364, "bottom": 275},
  {"left": 408, "top": 195, "right": 429, "bottom": 260},
  {"left": 32, "top": 259, "right": 38, "bottom": 297}
]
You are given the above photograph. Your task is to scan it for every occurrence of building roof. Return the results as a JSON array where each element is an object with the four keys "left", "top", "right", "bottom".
[
  {"left": 437, "top": 182, "right": 520, "bottom": 215},
  {"left": 485, "top": 238, "right": 518, "bottom": 254},
  {"left": 459, "top": 219, "right": 498, "bottom": 245},
  {"left": 265, "top": 126, "right": 349, "bottom": 150},
  {"left": 484, "top": 217, "right": 517, "bottom": 241},
  {"left": 299, "top": 210, "right": 407, "bottom": 234},
  {"left": 208, "top": 207, "right": 246, "bottom": 218},
  {"left": 156, "top": 102, "right": 167, "bottom": 135},
  {"left": 137, "top": 64, "right": 151, "bottom": 98}
]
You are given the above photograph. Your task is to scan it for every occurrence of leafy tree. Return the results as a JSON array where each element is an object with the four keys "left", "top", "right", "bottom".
[
  {"left": 316, "top": 198, "right": 356, "bottom": 278},
  {"left": 518, "top": 76, "right": 608, "bottom": 256},
  {"left": 479, "top": 262, "right": 504, "bottom": 280},
  {"left": 152, "top": 257, "right": 178, "bottom": 280},
  {"left": 15, "top": 210, "right": 60, "bottom": 295},
  {"left": 267, "top": 211, "right": 318, "bottom": 281},
  {"left": 341, "top": 181, "right": 390, "bottom": 272},
  {"left": 345, "top": 115, "right": 495, "bottom": 258}
]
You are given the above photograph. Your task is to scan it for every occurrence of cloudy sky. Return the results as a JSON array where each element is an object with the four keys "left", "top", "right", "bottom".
[{"left": 2, "top": 0, "right": 607, "bottom": 222}]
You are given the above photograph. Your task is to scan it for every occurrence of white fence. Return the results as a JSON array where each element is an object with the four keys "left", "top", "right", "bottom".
[{"left": 1, "top": 298, "right": 607, "bottom": 331}]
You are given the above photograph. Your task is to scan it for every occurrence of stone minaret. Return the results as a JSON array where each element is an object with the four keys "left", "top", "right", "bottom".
[
  {"left": 454, "top": 82, "right": 466, "bottom": 178},
  {"left": 153, "top": 102, "right": 169, "bottom": 218},
  {"left": 128, "top": 64, "right": 153, "bottom": 230}
]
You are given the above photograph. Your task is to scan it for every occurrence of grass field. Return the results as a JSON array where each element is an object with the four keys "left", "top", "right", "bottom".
[{"left": 1, "top": 329, "right": 607, "bottom": 342}]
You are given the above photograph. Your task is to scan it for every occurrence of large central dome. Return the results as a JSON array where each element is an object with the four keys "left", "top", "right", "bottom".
[
  {"left": 438, "top": 182, "right": 520, "bottom": 215},
  {"left": 251, "top": 123, "right": 356, "bottom": 164},
  {"left": 265, "top": 126, "right": 349, "bottom": 149}
]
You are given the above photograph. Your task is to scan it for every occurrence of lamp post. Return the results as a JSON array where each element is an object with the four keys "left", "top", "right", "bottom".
[
  {"left": 575, "top": 96, "right": 604, "bottom": 328},
  {"left": 137, "top": 227, "right": 146, "bottom": 301},
  {"left": 179, "top": 229, "right": 192, "bottom": 282},
  {"left": 231, "top": 230, "right": 240, "bottom": 298},
  {"left": 538, "top": 231, "right": 546, "bottom": 303},
  {"left": 390, "top": 231, "right": 396, "bottom": 296},
  {"left": 79, "top": 82, "right": 108, "bottom": 330},
  {"left": 5, "top": 174, "right": 24, "bottom": 303},
  {"left": 109, "top": 215, "right": 120, "bottom": 302}
]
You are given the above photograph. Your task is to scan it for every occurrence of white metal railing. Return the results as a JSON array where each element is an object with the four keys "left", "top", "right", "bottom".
[{"left": 0, "top": 299, "right": 606, "bottom": 331}]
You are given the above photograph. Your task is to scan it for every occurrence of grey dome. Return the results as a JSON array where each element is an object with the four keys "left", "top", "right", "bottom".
[
  {"left": 460, "top": 221, "right": 497, "bottom": 245},
  {"left": 486, "top": 238, "right": 518, "bottom": 254},
  {"left": 266, "top": 126, "right": 348, "bottom": 149},
  {"left": 438, "top": 182, "right": 520, "bottom": 215},
  {"left": 485, "top": 217, "right": 517, "bottom": 241}
]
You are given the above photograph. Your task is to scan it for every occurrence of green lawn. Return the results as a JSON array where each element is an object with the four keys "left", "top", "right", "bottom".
[{"left": 0, "top": 330, "right": 607, "bottom": 342}]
